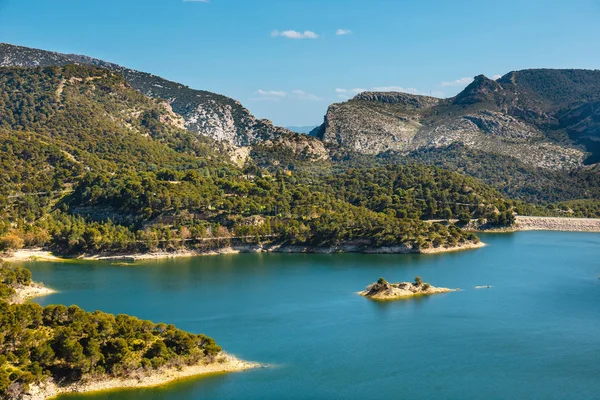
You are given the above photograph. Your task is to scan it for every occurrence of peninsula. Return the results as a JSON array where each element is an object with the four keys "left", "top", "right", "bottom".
[
  {"left": 359, "top": 277, "right": 455, "bottom": 300},
  {"left": 0, "top": 262, "right": 257, "bottom": 399}
]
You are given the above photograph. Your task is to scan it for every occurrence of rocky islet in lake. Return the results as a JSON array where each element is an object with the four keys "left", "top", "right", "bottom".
[{"left": 359, "top": 276, "right": 455, "bottom": 300}]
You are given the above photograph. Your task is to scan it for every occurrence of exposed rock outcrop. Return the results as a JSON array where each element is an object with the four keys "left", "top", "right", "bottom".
[
  {"left": 314, "top": 69, "right": 600, "bottom": 169},
  {"left": 316, "top": 92, "right": 438, "bottom": 154}
]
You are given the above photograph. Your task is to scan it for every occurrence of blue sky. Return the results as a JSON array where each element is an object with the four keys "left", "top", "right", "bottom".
[{"left": 1, "top": 0, "right": 599, "bottom": 126}]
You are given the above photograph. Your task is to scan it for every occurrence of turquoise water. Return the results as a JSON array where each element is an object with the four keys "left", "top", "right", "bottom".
[{"left": 24, "top": 231, "right": 600, "bottom": 400}]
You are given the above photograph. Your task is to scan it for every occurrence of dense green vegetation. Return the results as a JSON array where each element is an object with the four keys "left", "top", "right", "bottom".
[
  {"left": 497, "top": 69, "right": 600, "bottom": 112},
  {"left": 398, "top": 144, "right": 600, "bottom": 204},
  {"left": 0, "top": 262, "right": 32, "bottom": 302},
  {"left": 252, "top": 137, "right": 600, "bottom": 207},
  {"left": 0, "top": 261, "right": 222, "bottom": 398},
  {"left": 0, "top": 65, "right": 224, "bottom": 173},
  {"left": 319, "top": 165, "right": 508, "bottom": 220},
  {"left": 0, "top": 65, "right": 506, "bottom": 255},
  {"left": 2, "top": 166, "right": 485, "bottom": 255}
]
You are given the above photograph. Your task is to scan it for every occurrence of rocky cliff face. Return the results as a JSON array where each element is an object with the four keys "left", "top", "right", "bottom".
[
  {"left": 315, "top": 70, "right": 600, "bottom": 169},
  {"left": 314, "top": 92, "right": 440, "bottom": 154},
  {"left": 0, "top": 43, "right": 290, "bottom": 146}
]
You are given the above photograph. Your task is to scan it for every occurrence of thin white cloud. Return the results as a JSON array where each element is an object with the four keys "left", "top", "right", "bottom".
[
  {"left": 441, "top": 77, "right": 474, "bottom": 87},
  {"left": 251, "top": 89, "right": 323, "bottom": 102},
  {"left": 336, "top": 29, "right": 352, "bottom": 35},
  {"left": 291, "top": 90, "right": 323, "bottom": 101},
  {"left": 249, "top": 97, "right": 282, "bottom": 102},
  {"left": 257, "top": 89, "right": 287, "bottom": 97},
  {"left": 271, "top": 30, "right": 319, "bottom": 39},
  {"left": 492, "top": 74, "right": 502, "bottom": 80},
  {"left": 251, "top": 89, "right": 287, "bottom": 102},
  {"left": 335, "top": 88, "right": 366, "bottom": 94}
]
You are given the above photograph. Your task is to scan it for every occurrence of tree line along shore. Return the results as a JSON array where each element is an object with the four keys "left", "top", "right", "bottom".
[{"left": 3, "top": 215, "right": 599, "bottom": 264}]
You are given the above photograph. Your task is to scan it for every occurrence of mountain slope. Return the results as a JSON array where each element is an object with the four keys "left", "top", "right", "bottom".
[
  {"left": 0, "top": 63, "right": 235, "bottom": 226},
  {"left": 315, "top": 70, "right": 600, "bottom": 169},
  {"left": 0, "top": 63, "right": 508, "bottom": 257},
  {"left": 0, "top": 42, "right": 290, "bottom": 146}
]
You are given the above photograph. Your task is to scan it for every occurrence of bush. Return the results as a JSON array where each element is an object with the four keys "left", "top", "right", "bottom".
[{"left": 0, "top": 234, "right": 24, "bottom": 252}]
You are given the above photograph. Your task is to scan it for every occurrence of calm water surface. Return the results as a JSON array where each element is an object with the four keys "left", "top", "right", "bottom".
[{"left": 24, "top": 231, "right": 600, "bottom": 400}]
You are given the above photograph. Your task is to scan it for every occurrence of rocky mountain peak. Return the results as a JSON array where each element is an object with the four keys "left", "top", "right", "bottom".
[
  {"left": 453, "top": 74, "right": 504, "bottom": 105},
  {"left": 353, "top": 91, "right": 440, "bottom": 109},
  {"left": 0, "top": 43, "right": 288, "bottom": 147}
]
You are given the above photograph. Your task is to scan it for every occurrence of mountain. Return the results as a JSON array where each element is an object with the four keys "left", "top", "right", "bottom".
[
  {"left": 0, "top": 42, "right": 291, "bottom": 146},
  {"left": 314, "top": 70, "right": 600, "bottom": 168},
  {"left": 0, "top": 63, "right": 234, "bottom": 217},
  {"left": 1, "top": 42, "right": 598, "bottom": 206},
  {"left": 0, "top": 63, "right": 511, "bottom": 258}
]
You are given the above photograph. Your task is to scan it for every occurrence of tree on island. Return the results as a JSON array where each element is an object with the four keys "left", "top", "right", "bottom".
[
  {"left": 377, "top": 277, "right": 388, "bottom": 285},
  {"left": 414, "top": 276, "right": 423, "bottom": 286}
]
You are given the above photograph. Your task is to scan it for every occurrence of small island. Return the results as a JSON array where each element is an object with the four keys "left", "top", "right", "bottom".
[{"left": 359, "top": 276, "right": 455, "bottom": 300}]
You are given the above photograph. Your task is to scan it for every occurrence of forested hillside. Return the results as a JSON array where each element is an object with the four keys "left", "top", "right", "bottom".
[
  {"left": 0, "top": 65, "right": 519, "bottom": 256},
  {"left": 0, "top": 42, "right": 291, "bottom": 146},
  {"left": 0, "top": 262, "right": 222, "bottom": 398},
  {"left": 2, "top": 43, "right": 599, "bottom": 210}
]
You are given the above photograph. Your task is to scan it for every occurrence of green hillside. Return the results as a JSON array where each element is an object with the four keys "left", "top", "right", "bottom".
[{"left": 0, "top": 65, "right": 522, "bottom": 255}]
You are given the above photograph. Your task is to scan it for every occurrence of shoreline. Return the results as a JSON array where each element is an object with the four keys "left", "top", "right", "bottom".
[
  {"left": 12, "top": 282, "right": 57, "bottom": 304},
  {"left": 25, "top": 355, "right": 259, "bottom": 400},
  {"left": 4, "top": 241, "right": 485, "bottom": 263},
  {"left": 419, "top": 241, "right": 485, "bottom": 254}
]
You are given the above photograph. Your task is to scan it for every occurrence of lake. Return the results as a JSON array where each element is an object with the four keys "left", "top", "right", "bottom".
[{"left": 24, "top": 231, "right": 600, "bottom": 400}]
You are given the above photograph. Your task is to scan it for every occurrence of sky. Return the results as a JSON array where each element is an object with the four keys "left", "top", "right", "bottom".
[{"left": 1, "top": 0, "right": 599, "bottom": 126}]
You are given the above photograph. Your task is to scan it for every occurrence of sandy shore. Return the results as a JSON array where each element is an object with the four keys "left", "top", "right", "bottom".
[
  {"left": 1, "top": 249, "right": 64, "bottom": 262},
  {"left": 12, "top": 282, "right": 56, "bottom": 304},
  {"left": 419, "top": 241, "right": 485, "bottom": 254},
  {"left": 25, "top": 355, "right": 259, "bottom": 400}
]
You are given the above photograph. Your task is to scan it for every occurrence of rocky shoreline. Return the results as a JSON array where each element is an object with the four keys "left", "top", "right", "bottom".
[
  {"left": 23, "top": 355, "right": 259, "bottom": 400},
  {"left": 4, "top": 240, "right": 485, "bottom": 263},
  {"left": 11, "top": 282, "right": 56, "bottom": 304},
  {"left": 359, "top": 277, "right": 455, "bottom": 300}
]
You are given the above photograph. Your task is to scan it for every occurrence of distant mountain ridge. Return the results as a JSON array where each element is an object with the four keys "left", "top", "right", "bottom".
[
  {"left": 0, "top": 42, "right": 291, "bottom": 146},
  {"left": 315, "top": 69, "right": 600, "bottom": 168}
]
